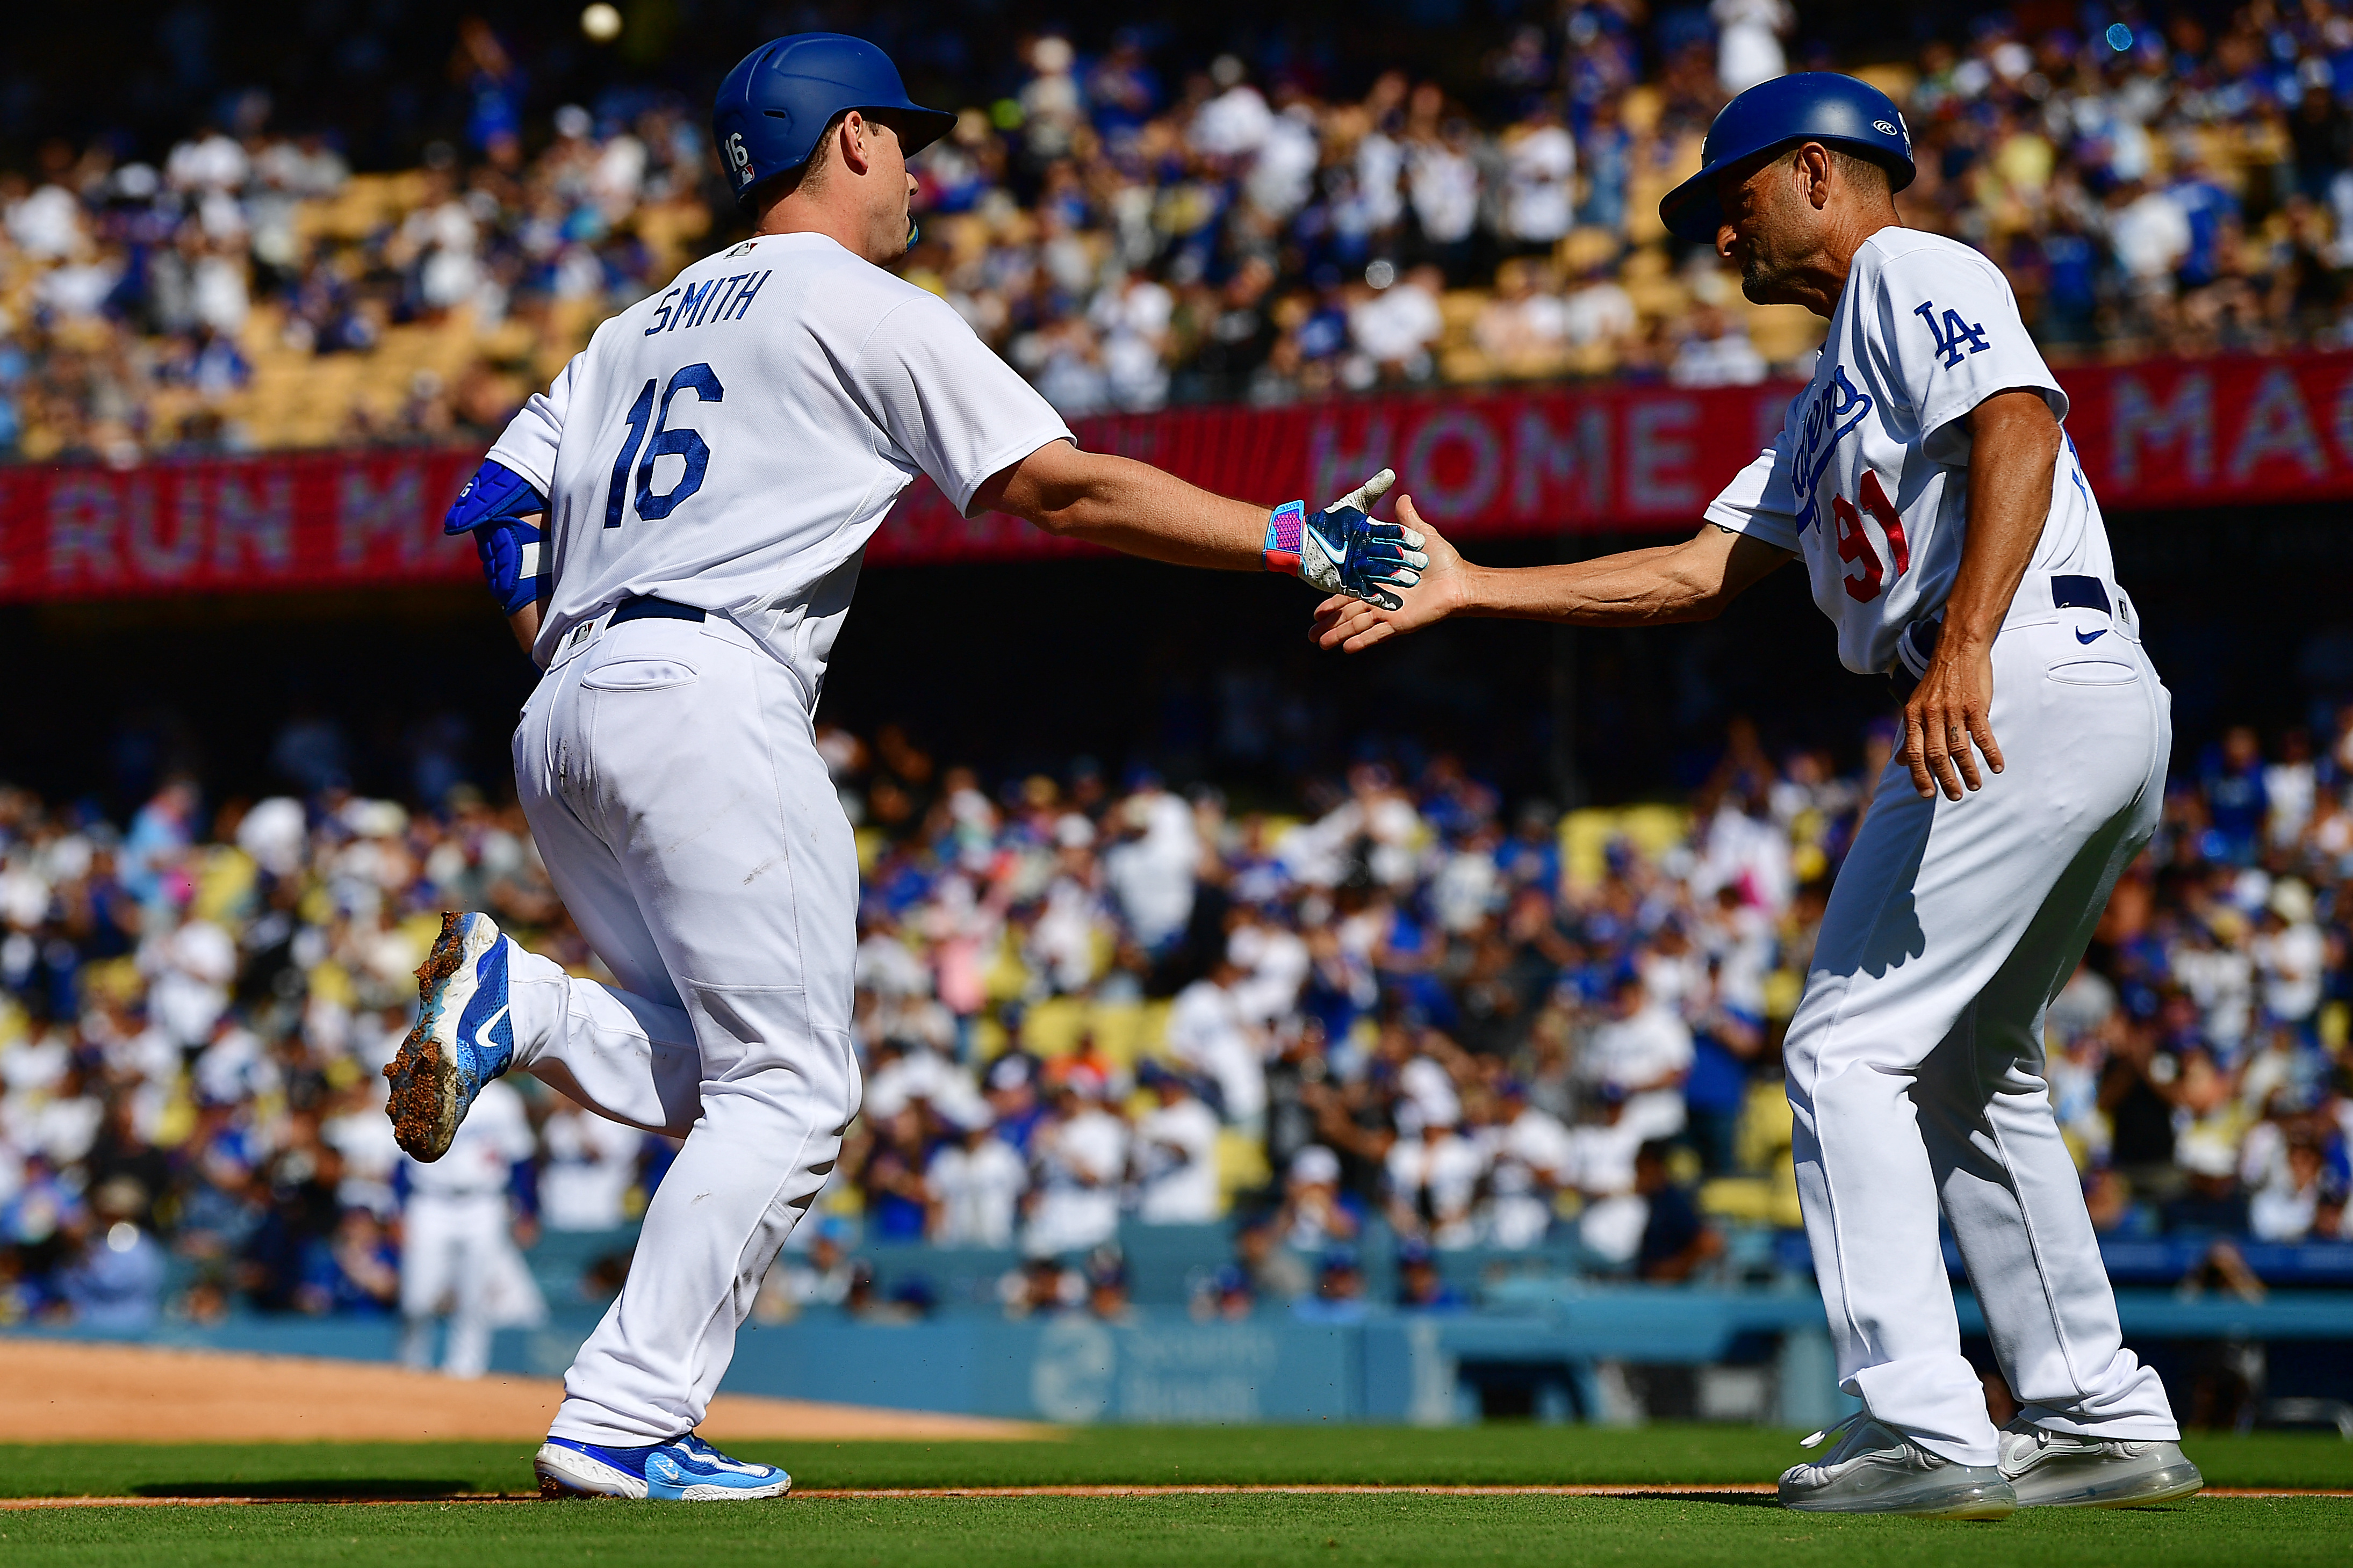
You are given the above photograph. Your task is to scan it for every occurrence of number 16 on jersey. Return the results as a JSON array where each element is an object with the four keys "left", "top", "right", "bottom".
[{"left": 606, "top": 363, "right": 723, "bottom": 528}]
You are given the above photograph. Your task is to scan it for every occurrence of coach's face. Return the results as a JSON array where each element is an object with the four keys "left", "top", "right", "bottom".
[{"left": 1714, "top": 143, "right": 1826, "bottom": 309}]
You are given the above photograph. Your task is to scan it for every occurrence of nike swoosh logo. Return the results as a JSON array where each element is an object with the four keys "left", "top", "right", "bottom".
[
  {"left": 465, "top": 1002, "right": 511, "bottom": 1054},
  {"left": 2075, "top": 627, "right": 2106, "bottom": 644}
]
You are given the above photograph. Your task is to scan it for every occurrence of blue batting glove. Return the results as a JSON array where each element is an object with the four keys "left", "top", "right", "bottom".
[{"left": 1263, "top": 468, "right": 1427, "bottom": 611}]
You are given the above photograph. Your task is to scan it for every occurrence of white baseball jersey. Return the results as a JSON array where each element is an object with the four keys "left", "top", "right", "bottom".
[
  {"left": 488, "top": 230, "right": 1073, "bottom": 697},
  {"left": 1706, "top": 228, "right": 2113, "bottom": 675}
]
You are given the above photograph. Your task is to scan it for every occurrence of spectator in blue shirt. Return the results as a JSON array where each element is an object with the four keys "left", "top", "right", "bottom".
[
  {"left": 1396, "top": 1239, "right": 1467, "bottom": 1310},
  {"left": 2166, "top": 144, "right": 2239, "bottom": 290},
  {"left": 1293, "top": 1247, "right": 1371, "bottom": 1324},
  {"left": 1634, "top": 1141, "right": 1723, "bottom": 1283},
  {"left": 2200, "top": 726, "right": 2270, "bottom": 866}
]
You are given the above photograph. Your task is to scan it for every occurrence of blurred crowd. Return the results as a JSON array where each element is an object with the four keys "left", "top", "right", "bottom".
[
  {"left": 2, "top": 701, "right": 2349, "bottom": 1333},
  {"left": 14, "top": 0, "right": 2353, "bottom": 461},
  {"left": 0, "top": 24, "right": 718, "bottom": 464}
]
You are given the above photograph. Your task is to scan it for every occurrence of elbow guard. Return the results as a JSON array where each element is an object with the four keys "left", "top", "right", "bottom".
[{"left": 445, "top": 458, "right": 550, "bottom": 617}]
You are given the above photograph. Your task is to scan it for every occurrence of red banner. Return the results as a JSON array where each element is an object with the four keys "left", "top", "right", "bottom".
[
  {"left": 5, "top": 353, "right": 2351, "bottom": 601},
  {"left": 0, "top": 447, "right": 481, "bottom": 602}
]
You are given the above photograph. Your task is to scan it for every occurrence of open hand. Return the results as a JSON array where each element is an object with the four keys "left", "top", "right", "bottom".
[
  {"left": 1311, "top": 496, "right": 1469, "bottom": 651},
  {"left": 1903, "top": 640, "right": 2004, "bottom": 800}
]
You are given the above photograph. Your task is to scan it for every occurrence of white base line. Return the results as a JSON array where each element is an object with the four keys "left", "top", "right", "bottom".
[{"left": 2, "top": 1484, "right": 2343, "bottom": 1509}]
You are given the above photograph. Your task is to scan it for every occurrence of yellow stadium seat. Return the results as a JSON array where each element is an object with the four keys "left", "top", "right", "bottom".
[
  {"left": 1215, "top": 1129, "right": 1268, "bottom": 1206},
  {"left": 1559, "top": 801, "right": 1692, "bottom": 893}
]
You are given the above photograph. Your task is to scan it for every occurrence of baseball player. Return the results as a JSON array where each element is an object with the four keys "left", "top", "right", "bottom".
[
  {"left": 395, "top": 1076, "right": 544, "bottom": 1379},
  {"left": 384, "top": 33, "right": 1423, "bottom": 1502},
  {"left": 1315, "top": 74, "right": 2202, "bottom": 1518}
]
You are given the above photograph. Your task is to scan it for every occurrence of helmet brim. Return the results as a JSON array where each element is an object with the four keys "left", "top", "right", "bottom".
[
  {"left": 867, "top": 102, "right": 957, "bottom": 161},
  {"left": 1658, "top": 137, "right": 1917, "bottom": 245},
  {"left": 1659, "top": 161, "right": 1740, "bottom": 246}
]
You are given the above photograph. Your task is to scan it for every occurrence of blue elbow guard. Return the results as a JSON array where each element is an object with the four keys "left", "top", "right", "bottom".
[
  {"left": 447, "top": 458, "right": 549, "bottom": 616},
  {"left": 445, "top": 457, "right": 546, "bottom": 534}
]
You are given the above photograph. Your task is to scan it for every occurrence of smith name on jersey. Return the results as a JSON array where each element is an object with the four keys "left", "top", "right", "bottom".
[
  {"left": 485, "top": 231, "right": 1073, "bottom": 704},
  {"left": 1705, "top": 229, "right": 2119, "bottom": 676}
]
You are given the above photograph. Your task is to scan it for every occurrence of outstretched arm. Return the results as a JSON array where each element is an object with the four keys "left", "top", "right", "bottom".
[
  {"left": 1312, "top": 497, "right": 1794, "bottom": 651},
  {"left": 973, "top": 440, "right": 1279, "bottom": 569},
  {"left": 971, "top": 439, "right": 1425, "bottom": 606}
]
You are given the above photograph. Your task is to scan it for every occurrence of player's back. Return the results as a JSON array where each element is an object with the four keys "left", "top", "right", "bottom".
[{"left": 519, "top": 232, "right": 954, "bottom": 676}]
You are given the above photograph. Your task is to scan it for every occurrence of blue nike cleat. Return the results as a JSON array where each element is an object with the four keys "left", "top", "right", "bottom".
[
  {"left": 535, "top": 1434, "right": 793, "bottom": 1501},
  {"left": 384, "top": 911, "right": 514, "bottom": 1161}
]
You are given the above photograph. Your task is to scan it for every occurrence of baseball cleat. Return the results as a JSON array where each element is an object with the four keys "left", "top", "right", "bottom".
[
  {"left": 1778, "top": 1413, "right": 2018, "bottom": 1519},
  {"left": 535, "top": 1434, "right": 793, "bottom": 1500},
  {"left": 1996, "top": 1418, "right": 2204, "bottom": 1508},
  {"left": 384, "top": 911, "right": 515, "bottom": 1161}
]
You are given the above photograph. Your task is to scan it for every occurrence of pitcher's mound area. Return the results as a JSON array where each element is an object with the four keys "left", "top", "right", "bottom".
[{"left": 0, "top": 1339, "right": 1045, "bottom": 1443}]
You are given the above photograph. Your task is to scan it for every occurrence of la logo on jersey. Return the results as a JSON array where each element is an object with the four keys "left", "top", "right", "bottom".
[{"left": 1914, "top": 301, "right": 1991, "bottom": 368}]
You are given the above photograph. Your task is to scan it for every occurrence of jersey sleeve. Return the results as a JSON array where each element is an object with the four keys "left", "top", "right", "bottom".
[
  {"left": 1872, "top": 244, "right": 2066, "bottom": 449},
  {"left": 1702, "top": 411, "right": 1802, "bottom": 554},
  {"left": 485, "top": 349, "right": 582, "bottom": 495},
  {"left": 850, "top": 291, "right": 1076, "bottom": 516}
]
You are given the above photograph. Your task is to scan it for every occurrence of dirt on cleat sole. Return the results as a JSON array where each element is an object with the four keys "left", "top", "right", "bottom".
[
  {"left": 384, "top": 912, "right": 467, "bottom": 1161},
  {"left": 538, "top": 1475, "right": 615, "bottom": 1501}
]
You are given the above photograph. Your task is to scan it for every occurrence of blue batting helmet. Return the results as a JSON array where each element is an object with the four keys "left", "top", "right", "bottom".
[
  {"left": 1658, "top": 73, "right": 1916, "bottom": 244},
  {"left": 712, "top": 33, "right": 956, "bottom": 209}
]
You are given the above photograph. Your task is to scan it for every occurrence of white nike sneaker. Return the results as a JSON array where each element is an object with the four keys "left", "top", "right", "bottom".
[
  {"left": 1997, "top": 1417, "right": 2204, "bottom": 1508},
  {"left": 1778, "top": 1413, "right": 2018, "bottom": 1518}
]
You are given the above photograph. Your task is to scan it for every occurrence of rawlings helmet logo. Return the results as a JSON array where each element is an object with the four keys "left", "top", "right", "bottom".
[{"left": 1873, "top": 119, "right": 1897, "bottom": 134}]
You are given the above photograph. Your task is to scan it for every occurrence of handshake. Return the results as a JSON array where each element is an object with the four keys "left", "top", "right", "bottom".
[{"left": 1262, "top": 468, "right": 1428, "bottom": 613}]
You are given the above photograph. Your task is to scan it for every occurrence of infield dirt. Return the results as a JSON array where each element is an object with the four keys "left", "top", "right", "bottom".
[{"left": 0, "top": 1339, "right": 1045, "bottom": 1443}]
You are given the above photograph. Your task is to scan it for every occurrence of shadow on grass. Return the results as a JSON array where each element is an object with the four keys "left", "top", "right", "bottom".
[
  {"left": 131, "top": 1479, "right": 489, "bottom": 1500},
  {"left": 1602, "top": 1492, "right": 1786, "bottom": 1508}
]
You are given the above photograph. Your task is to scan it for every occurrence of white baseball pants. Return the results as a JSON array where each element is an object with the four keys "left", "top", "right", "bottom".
[
  {"left": 1787, "top": 609, "right": 2181, "bottom": 1465},
  {"left": 502, "top": 610, "right": 861, "bottom": 1446}
]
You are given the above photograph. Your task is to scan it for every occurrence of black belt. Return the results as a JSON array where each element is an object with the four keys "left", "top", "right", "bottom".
[
  {"left": 610, "top": 597, "right": 704, "bottom": 626},
  {"left": 2050, "top": 575, "right": 2111, "bottom": 615}
]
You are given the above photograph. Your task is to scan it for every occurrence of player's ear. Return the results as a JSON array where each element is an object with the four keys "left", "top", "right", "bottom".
[
  {"left": 1802, "top": 143, "right": 1832, "bottom": 211},
  {"left": 839, "top": 110, "right": 873, "bottom": 177}
]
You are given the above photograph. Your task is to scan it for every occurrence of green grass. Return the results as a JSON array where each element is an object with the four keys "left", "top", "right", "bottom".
[
  {"left": 4, "top": 1494, "right": 2346, "bottom": 1568},
  {"left": 1, "top": 1426, "right": 2341, "bottom": 1497},
  {"left": 0, "top": 1429, "right": 2343, "bottom": 1566}
]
